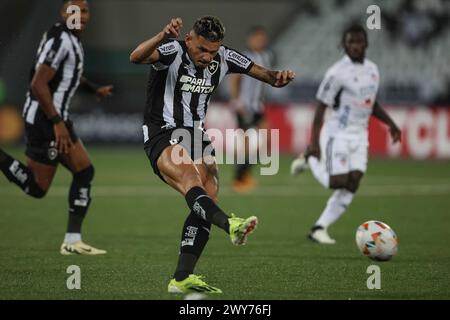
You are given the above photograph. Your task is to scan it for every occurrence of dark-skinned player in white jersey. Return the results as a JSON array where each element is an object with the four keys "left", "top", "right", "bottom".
[
  {"left": 291, "top": 24, "right": 401, "bottom": 244},
  {"left": 0, "top": 0, "right": 112, "bottom": 255},
  {"left": 130, "top": 16, "right": 295, "bottom": 293}
]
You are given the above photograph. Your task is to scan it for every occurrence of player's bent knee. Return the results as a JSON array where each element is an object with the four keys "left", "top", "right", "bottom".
[
  {"left": 206, "top": 185, "right": 219, "bottom": 203},
  {"left": 74, "top": 165, "right": 95, "bottom": 183},
  {"left": 346, "top": 181, "right": 359, "bottom": 193},
  {"left": 180, "top": 170, "right": 204, "bottom": 194},
  {"left": 207, "top": 183, "right": 219, "bottom": 202},
  {"left": 346, "top": 171, "right": 363, "bottom": 193},
  {"left": 329, "top": 175, "right": 348, "bottom": 189}
]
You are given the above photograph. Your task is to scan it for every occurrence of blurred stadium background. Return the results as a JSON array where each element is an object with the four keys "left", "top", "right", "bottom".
[{"left": 1, "top": 0, "right": 450, "bottom": 299}]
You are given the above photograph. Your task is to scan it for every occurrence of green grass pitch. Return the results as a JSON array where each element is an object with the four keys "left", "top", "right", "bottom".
[{"left": 1, "top": 146, "right": 449, "bottom": 299}]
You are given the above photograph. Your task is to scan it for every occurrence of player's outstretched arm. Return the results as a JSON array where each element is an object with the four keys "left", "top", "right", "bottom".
[
  {"left": 372, "top": 101, "right": 402, "bottom": 143},
  {"left": 80, "top": 76, "right": 113, "bottom": 99},
  {"left": 130, "top": 18, "right": 183, "bottom": 64},
  {"left": 247, "top": 64, "right": 295, "bottom": 88}
]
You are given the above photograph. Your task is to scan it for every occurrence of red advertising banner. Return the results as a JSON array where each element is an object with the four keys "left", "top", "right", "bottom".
[{"left": 206, "top": 103, "right": 450, "bottom": 159}]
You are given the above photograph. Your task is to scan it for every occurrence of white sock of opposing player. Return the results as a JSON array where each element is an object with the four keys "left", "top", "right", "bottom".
[
  {"left": 315, "top": 189, "right": 354, "bottom": 229},
  {"left": 308, "top": 156, "right": 329, "bottom": 188},
  {"left": 64, "top": 233, "right": 81, "bottom": 244}
]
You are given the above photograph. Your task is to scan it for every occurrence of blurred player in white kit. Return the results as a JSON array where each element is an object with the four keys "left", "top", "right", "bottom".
[{"left": 291, "top": 24, "right": 401, "bottom": 244}]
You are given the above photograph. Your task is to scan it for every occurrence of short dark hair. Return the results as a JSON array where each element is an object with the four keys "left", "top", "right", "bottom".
[
  {"left": 342, "top": 24, "right": 368, "bottom": 46},
  {"left": 192, "top": 16, "right": 225, "bottom": 42},
  {"left": 248, "top": 25, "right": 267, "bottom": 35}
]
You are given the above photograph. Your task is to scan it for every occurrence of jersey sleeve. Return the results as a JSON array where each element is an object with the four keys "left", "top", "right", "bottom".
[
  {"left": 153, "top": 40, "right": 180, "bottom": 70},
  {"left": 224, "top": 47, "right": 254, "bottom": 74},
  {"left": 316, "top": 67, "right": 342, "bottom": 106},
  {"left": 37, "top": 33, "right": 70, "bottom": 70}
]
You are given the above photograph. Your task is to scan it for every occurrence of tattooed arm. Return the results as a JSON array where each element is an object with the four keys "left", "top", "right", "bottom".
[
  {"left": 130, "top": 17, "right": 183, "bottom": 64},
  {"left": 247, "top": 63, "right": 295, "bottom": 88}
]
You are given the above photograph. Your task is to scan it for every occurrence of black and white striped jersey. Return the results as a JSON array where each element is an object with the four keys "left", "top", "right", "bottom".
[
  {"left": 144, "top": 40, "right": 254, "bottom": 128},
  {"left": 23, "top": 22, "right": 84, "bottom": 124},
  {"left": 238, "top": 50, "right": 273, "bottom": 114}
]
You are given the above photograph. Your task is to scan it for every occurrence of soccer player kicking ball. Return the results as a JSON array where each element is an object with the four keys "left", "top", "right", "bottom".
[
  {"left": 130, "top": 16, "right": 295, "bottom": 293},
  {"left": 0, "top": 0, "right": 112, "bottom": 255},
  {"left": 291, "top": 25, "right": 401, "bottom": 244}
]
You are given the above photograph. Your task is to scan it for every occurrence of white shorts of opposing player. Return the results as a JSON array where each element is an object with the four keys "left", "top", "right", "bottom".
[
  {"left": 319, "top": 127, "right": 368, "bottom": 176},
  {"left": 311, "top": 129, "right": 368, "bottom": 244}
]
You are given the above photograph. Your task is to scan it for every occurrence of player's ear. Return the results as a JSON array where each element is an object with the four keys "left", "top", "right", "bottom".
[{"left": 185, "top": 33, "right": 192, "bottom": 44}]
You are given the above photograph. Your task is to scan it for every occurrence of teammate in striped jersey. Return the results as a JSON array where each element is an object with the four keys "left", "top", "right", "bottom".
[
  {"left": 0, "top": 0, "right": 113, "bottom": 255},
  {"left": 291, "top": 25, "right": 401, "bottom": 244},
  {"left": 130, "top": 16, "right": 295, "bottom": 293},
  {"left": 229, "top": 26, "right": 274, "bottom": 192}
]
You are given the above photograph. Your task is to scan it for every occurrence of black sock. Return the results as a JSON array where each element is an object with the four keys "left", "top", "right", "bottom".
[
  {"left": 0, "top": 152, "right": 46, "bottom": 198},
  {"left": 0, "top": 148, "right": 7, "bottom": 163},
  {"left": 235, "top": 163, "right": 252, "bottom": 181},
  {"left": 174, "top": 212, "right": 211, "bottom": 281},
  {"left": 185, "top": 186, "right": 230, "bottom": 233},
  {"left": 67, "top": 166, "right": 94, "bottom": 233}
]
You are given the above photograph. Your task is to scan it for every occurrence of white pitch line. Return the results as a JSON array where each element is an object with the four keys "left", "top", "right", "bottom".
[{"left": 1, "top": 184, "right": 450, "bottom": 197}]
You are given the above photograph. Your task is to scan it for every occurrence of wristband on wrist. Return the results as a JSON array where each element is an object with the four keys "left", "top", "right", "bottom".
[
  {"left": 84, "top": 79, "right": 100, "bottom": 93},
  {"left": 49, "top": 114, "right": 63, "bottom": 124}
]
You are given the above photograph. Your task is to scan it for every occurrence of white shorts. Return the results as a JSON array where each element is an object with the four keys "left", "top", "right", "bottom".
[{"left": 320, "top": 135, "right": 368, "bottom": 175}]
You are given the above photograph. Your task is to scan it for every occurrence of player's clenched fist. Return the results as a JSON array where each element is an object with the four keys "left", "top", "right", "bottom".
[
  {"left": 163, "top": 18, "right": 183, "bottom": 39},
  {"left": 274, "top": 70, "right": 295, "bottom": 88}
]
